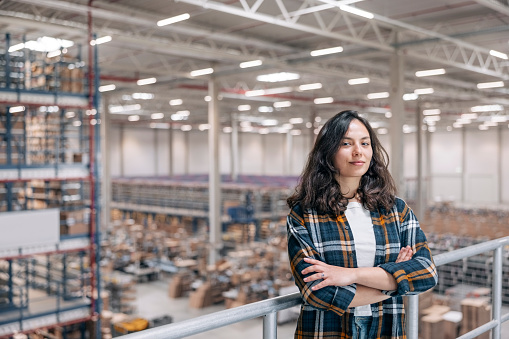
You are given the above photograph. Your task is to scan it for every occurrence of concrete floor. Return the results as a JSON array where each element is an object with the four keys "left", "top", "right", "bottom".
[{"left": 133, "top": 278, "right": 509, "bottom": 339}]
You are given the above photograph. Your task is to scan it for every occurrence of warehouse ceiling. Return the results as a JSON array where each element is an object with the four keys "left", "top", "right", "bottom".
[{"left": 1, "top": 0, "right": 509, "bottom": 135}]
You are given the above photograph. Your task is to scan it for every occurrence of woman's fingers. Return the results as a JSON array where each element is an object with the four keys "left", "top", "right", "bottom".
[
  {"left": 396, "top": 246, "right": 413, "bottom": 263},
  {"left": 303, "top": 272, "right": 325, "bottom": 283}
]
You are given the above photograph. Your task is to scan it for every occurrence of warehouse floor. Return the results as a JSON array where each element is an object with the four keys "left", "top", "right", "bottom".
[{"left": 133, "top": 279, "right": 509, "bottom": 338}]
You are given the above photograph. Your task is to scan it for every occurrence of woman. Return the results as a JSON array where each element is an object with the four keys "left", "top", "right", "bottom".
[{"left": 287, "top": 110, "right": 437, "bottom": 338}]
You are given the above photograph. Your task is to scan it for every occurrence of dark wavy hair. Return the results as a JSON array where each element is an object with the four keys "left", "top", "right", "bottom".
[{"left": 287, "top": 110, "right": 396, "bottom": 215}]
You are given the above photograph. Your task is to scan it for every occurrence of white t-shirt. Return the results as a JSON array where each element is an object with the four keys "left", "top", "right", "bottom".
[{"left": 345, "top": 201, "right": 376, "bottom": 316}]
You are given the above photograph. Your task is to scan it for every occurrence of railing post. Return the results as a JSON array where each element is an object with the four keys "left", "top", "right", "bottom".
[
  {"left": 406, "top": 295, "right": 419, "bottom": 339},
  {"left": 492, "top": 246, "right": 502, "bottom": 339},
  {"left": 263, "top": 311, "right": 277, "bottom": 339}
]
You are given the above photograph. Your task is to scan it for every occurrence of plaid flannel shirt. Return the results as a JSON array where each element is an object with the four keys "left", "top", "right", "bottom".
[{"left": 287, "top": 197, "right": 438, "bottom": 339}]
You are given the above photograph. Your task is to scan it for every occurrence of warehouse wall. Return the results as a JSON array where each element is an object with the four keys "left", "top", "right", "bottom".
[{"left": 110, "top": 125, "right": 509, "bottom": 205}]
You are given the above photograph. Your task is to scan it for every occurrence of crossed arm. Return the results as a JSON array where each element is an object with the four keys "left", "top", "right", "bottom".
[{"left": 301, "top": 246, "right": 413, "bottom": 307}]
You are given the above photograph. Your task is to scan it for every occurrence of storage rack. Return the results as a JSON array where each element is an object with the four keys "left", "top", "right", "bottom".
[{"left": 0, "top": 32, "right": 102, "bottom": 338}]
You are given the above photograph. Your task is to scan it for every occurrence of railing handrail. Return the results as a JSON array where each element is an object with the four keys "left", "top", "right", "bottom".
[{"left": 119, "top": 236, "right": 509, "bottom": 339}]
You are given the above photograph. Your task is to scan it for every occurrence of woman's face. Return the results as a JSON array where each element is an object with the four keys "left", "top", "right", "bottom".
[{"left": 333, "top": 119, "right": 373, "bottom": 182}]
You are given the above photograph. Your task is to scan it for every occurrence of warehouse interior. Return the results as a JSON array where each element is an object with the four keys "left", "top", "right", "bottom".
[{"left": 1, "top": 0, "right": 509, "bottom": 338}]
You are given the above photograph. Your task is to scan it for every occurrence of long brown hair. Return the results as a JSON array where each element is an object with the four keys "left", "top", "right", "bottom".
[{"left": 287, "top": 110, "right": 396, "bottom": 215}]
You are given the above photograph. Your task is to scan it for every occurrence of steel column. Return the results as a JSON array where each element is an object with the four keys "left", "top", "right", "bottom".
[
  {"left": 492, "top": 247, "right": 502, "bottom": 338},
  {"left": 406, "top": 295, "right": 419, "bottom": 339},
  {"left": 231, "top": 113, "right": 239, "bottom": 181},
  {"left": 263, "top": 312, "right": 277, "bottom": 339}
]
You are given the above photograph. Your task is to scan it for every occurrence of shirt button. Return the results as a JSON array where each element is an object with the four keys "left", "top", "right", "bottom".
[{"left": 344, "top": 226, "right": 349, "bottom": 230}]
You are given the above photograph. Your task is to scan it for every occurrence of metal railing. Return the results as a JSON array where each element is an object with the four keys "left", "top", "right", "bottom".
[{"left": 119, "top": 236, "right": 509, "bottom": 339}]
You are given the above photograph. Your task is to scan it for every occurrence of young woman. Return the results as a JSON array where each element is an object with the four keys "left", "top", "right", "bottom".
[{"left": 287, "top": 110, "right": 438, "bottom": 338}]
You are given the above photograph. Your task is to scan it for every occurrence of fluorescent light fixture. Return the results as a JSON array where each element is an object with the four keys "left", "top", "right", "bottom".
[
  {"left": 176, "top": 110, "right": 190, "bottom": 116},
  {"left": 171, "top": 113, "right": 186, "bottom": 121},
  {"left": 8, "top": 43, "right": 25, "bottom": 52},
  {"left": 282, "top": 123, "right": 293, "bottom": 129},
  {"left": 47, "top": 50, "right": 61, "bottom": 58},
  {"left": 403, "top": 125, "right": 414, "bottom": 134},
  {"left": 259, "top": 128, "right": 270, "bottom": 134},
  {"left": 456, "top": 118, "right": 472, "bottom": 124},
  {"left": 338, "top": 4, "right": 374, "bottom": 19},
  {"left": 151, "top": 113, "right": 164, "bottom": 119},
  {"left": 257, "top": 72, "right": 300, "bottom": 82},
  {"left": 367, "top": 107, "right": 389, "bottom": 114},
  {"left": 238, "top": 105, "right": 251, "bottom": 111},
  {"left": 471, "top": 104, "right": 503, "bottom": 112},
  {"left": 157, "top": 13, "right": 190, "bottom": 27},
  {"left": 273, "top": 101, "right": 292, "bottom": 108},
  {"left": 461, "top": 113, "right": 478, "bottom": 120},
  {"left": 132, "top": 93, "right": 154, "bottom": 100},
  {"left": 367, "top": 92, "right": 389, "bottom": 99},
  {"left": 223, "top": 127, "right": 233, "bottom": 133},
  {"left": 299, "top": 83, "right": 322, "bottom": 91},
  {"left": 258, "top": 106, "right": 274, "bottom": 113},
  {"left": 9, "top": 106, "right": 25, "bottom": 113},
  {"left": 245, "top": 87, "right": 292, "bottom": 97},
  {"left": 310, "top": 46, "right": 343, "bottom": 57},
  {"left": 24, "top": 37, "right": 73, "bottom": 52},
  {"left": 348, "top": 77, "right": 370, "bottom": 85},
  {"left": 150, "top": 122, "right": 170, "bottom": 129},
  {"left": 99, "top": 84, "right": 116, "bottom": 92},
  {"left": 479, "top": 125, "right": 489, "bottom": 130},
  {"left": 291, "top": 130, "right": 302, "bottom": 136},
  {"left": 199, "top": 124, "right": 210, "bottom": 131},
  {"left": 403, "top": 93, "right": 418, "bottom": 101},
  {"left": 428, "top": 126, "right": 436, "bottom": 132},
  {"left": 477, "top": 81, "right": 504, "bottom": 89},
  {"left": 90, "top": 36, "right": 112, "bottom": 46},
  {"left": 385, "top": 112, "right": 392, "bottom": 118},
  {"left": 245, "top": 89, "right": 265, "bottom": 97},
  {"left": 414, "top": 88, "right": 434, "bottom": 95},
  {"left": 109, "top": 104, "right": 141, "bottom": 113},
  {"left": 242, "top": 126, "right": 254, "bottom": 132},
  {"left": 65, "top": 111, "right": 75, "bottom": 119},
  {"left": 484, "top": 121, "right": 498, "bottom": 127},
  {"left": 453, "top": 122, "right": 463, "bottom": 128},
  {"left": 423, "top": 109, "right": 441, "bottom": 115},
  {"left": 424, "top": 115, "right": 441, "bottom": 123},
  {"left": 128, "top": 115, "right": 140, "bottom": 122},
  {"left": 240, "top": 121, "right": 251, "bottom": 128},
  {"left": 314, "top": 97, "right": 334, "bottom": 104},
  {"left": 204, "top": 96, "right": 211, "bottom": 102},
  {"left": 262, "top": 119, "right": 278, "bottom": 126},
  {"left": 137, "top": 77, "right": 157, "bottom": 86},
  {"left": 289, "top": 118, "right": 304, "bottom": 124},
  {"left": 181, "top": 125, "right": 192, "bottom": 131},
  {"left": 190, "top": 68, "right": 214, "bottom": 77},
  {"left": 489, "top": 50, "right": 508, "bottom": 60},
  {"left": 415, "top": 68, "right": 446, "bottom": 77},
  {"left": 491, "top": 115, "right": 507, "bottom": 123},
  {"left": 73, "top": 121, "right": 82, "bottom": 127},
  {"left": 169, "top": 99, "right": 183, "bottom": 106},
  {"left": 239, "top": 60, "right": 262, "bottom": 68}
]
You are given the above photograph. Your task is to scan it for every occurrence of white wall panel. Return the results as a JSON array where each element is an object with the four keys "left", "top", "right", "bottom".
[
  {"left": 291, "top": 134, "right": 308, "bottom": 176},
  {"left": 172, "top": 130, "right": 187, "bottom": 174},
  {"left": 240, "top": 133, "right": 263, "bottom": 174},
  {"left": 403, "top": 133, "right": 417, "bottom": 178},
  {"left": 0, "top": 209, "right": 59, "bottom": 249},
  {"left": 110, "top": 126, "right": 121, "bottom": 177},
  {"left": 188, "top": 131, "right": 208, "bottom": 174},
  {"left": 502, "top": 129, "right": 509, "bottom": 204},
  {"left": 123, "top": 128, "right": 156, "bottom": 176},
  {"left": 263, "top": 134, "right": 284, "bottom": 175},
  {"left": 220, "top": 133, "right": 231, "bottom": 175},
  {"left": 430, "top": 131, "right": 463, "bottom": 175},
  {"left": 156, "top": 129, "right": 170, "bottom": 176}
]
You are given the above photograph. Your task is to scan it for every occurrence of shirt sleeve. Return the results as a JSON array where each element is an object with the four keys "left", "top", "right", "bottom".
[
  {"left": 287, "top": 205, "right": 356, "bottom": 316},
  {"left": 378, "top": 201, "right": 438, "bottom": 297}
]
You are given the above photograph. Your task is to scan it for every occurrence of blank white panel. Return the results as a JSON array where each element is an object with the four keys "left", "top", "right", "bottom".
[
  {"left": 466, "top": 174, "right": 498, "bottom": 204},
  {"left": 465, "top": 130, "right": 497, "bottom": 175},
  {"left": 403, "top": 133, "right": 417, "bottom": 178},
  {"left": 156, "top": 130, "right": 170, "bottom": 176},
  {"left": 291, "top": 134, "right": 308, "bottom": 176},
  {"left": 0, "top": 209, "right": 59, "bottom": 249},
  {"left": 378, "top": 134, "right": 390, "bottom": 160},
  {"left": 123, "top": 128, "right": 156, "bottom": 176},
  {"left": 502, "top": 130, "right": 509, "bottom": 203},
  {"left": 172, "top": 131, "right": 186, "bottom": 174},
  {"left": 263, "top": 134, "right": 284, "bottom": 175},
  {"left": 431, "top": 176, "right": 462, "bottom": 203},
  {"left": 430, "top": 131, "right": 462, "bottom": 175},
  {"left": 110, "top": 126, "right": 121, "bottom": 177},
  {"left": 240, "top": 133, "right": 263, "bottom": 174},
  {"left": 188, "top": 131, "right": 208, "bottom": 174},
  {"left": 220, "top": 133, "right": 231, "bottom": 174}
]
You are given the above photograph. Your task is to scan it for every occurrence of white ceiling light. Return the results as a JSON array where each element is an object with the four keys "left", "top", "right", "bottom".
[
  {"left": 348, "top": 77, "right": 370, "bottom": 85},
  {"left": 73, "top": 121, "right": 82, "bottom": 127},
  {"left": 239, "top": 60, "right": 263, "bottom": 68},
  {"left": 90, "top": 36, "right": 112, "bottom": 46},
  {"left": 109, "top": 104, "right": 141, "bottom": 113},
  {"left": 99, "top": 84, "right": 116, "bottom": 92},
  {"left": 181, "top": 125, "right": 192, "bottom": 131},
  {"left": 314, "top": 97, "right": 334, "bottom": 104},
  {"left": 137, "top": 77, "right": 157, "bottom": 86},
  {"left": 176, "top": 110, "right": 190, "bottom": 116},
  {"left": 47, "top": 50, "right": 61, "bottom": 58},
  {"left": 367, "top": 92, "right": 389, "bottom": 99},
  {"left": 489, "top": 50, "right": 508, "bottom": 60},
  {"left": 299, "top": 83, "right": 322, "bottom": 91},
  {"left": 8, "top": 43, "right": 25, "bottom": 52},
  {"left": 157, "top": 13, "right": 190, "bottom": 27},
  {"left": 282, "top": 123, "right": 293, "bottom": 129},
  {"left": 424, "top": 115, "right": 441, "bottom": 123},
  {"left": 204, "top": 96, "right": 211, "bottom": 102},
  {"left": 479, "top": 125, "right": 489, "bottom": 130},
  {"left": 385, "top": 112, "right": 392, "bottom": 118},
  {"left": 9, "top": 106, "right": 25, "bottom": 113},
  {"left": 491, "top": 116, "right": 507, "bottom": 123},
  {"left": 258, "top": 106, "right": 274, "bottom": 113},
  {"left": 289, "top": 118, "right": 304, "bottom": 124},
  {"left": 245, "top": 87, "right": 293, "bottom": 97},
  {"left": 477, "top": 81, "right": 504, "bottom": 89},
  {"left": 171, "top": 113, "right": 186, "bottom": 121},
  {"left": 403, "top": 93, "right": 418, "bottom": 101},
  {"left": 310, "top": 46, "right": 343, "bottom": 57},
  {"left": 471, "top": 104, "right": 503, "bottom": 112},
  {"left": 22, "top": 37, "right": 74, "bottom": 53},
  {"left": 132, "top": 93, "right": 154, "bottom": 100},
  {"left": 190, "top": 68, "right": 214, "bottom": 77},
  {"left": 169, "top": 99, "right": 183, "bottom": 106},
  {"left": 428, "top": 126, "right": 436, "bottom": 132},
  {"left": 273, "top": 101, "right": 292, "bottom": 108},
  {"left": 456, "top": 118, "right": 472, "bottom": 124},
  {"left": 337, "top": 4, "right": 374, "bottom": 19},
  {"left": 259, "top": 128, "right": 270, "bottom": 134},
  {"left": 199, "top": 124, "right": 210, "bottom": 131},
  {"left": 423, "top": 109, "right": 441, "bottom": 115},
  {"left": 484, "top": 121, "right": 498, "bottom": 127},
  {"left": 240, "top": 121, "right": 251, "bottom": 128},
  {"left": 262, "top": 119, "right": 278, "bottom": 126},
  {"left": 257, "top": 72, "right": 300, "bottom": 82},
  {"left": 128, "top": 115, "right": 140, "bottom": 122},
  {"left": 414, "top": 88, "right": 434, "bottom": 95},
  {"left": 415, "top": 68, "right": 446, "bottom": 77},
  {"left": 238, "top": 105, "right": 251, "bottom": 111},
  {"left": 150, "top": 122, "right": 170, "bottom": 129},
  {"left": 453, "top": 122, "right": 463, "bottom": 128},
  {"left": 151, "top": 113, "right": 164, "bottom": 119},
  {"left": 65, "top": 111, "right": 75, "bottom": 119}
]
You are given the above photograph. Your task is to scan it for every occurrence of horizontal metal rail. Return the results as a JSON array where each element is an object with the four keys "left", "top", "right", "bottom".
[{"left": 119, "top": 236, "right": 509, "bottom": 339}]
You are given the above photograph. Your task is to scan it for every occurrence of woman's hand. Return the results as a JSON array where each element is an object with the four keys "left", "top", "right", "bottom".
[{"left": 302, "top": 246, "right": 414, "bottom": 291}]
